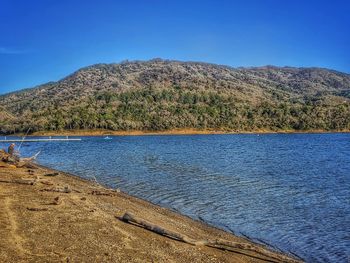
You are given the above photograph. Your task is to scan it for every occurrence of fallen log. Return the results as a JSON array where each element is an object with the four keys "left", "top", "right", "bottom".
[
  {"left": 20, "top": 162, "right": 39, "bottom": 169},
  {"left": 0, "top": 178, "right": 37, "bottom": 185},
  {"left": 90, "top": 190, "right": 115, "bottom": 196},
  {"left": 47, "top": 196, "right": 62, "bottom": 205},
  {"left": 40, "top": 181, "right": 54, "bottom": 186},
  {"left": 27, "top": 207, "right": 49, "bottom": 211},
  {"left": 20, "top": 151, "right": 41, "bottom": 163},
  {"left": 121, "top": 212, "right": 198, "bottom": 244},
  {"left": 120, "top": 212, "right": 302, "bottom": 263},
  {"left": 44, "top": 172, "right": 60, "bottom": 177},
  {"left": 40, "top": 186, "right": 72, "bottom": 193}
]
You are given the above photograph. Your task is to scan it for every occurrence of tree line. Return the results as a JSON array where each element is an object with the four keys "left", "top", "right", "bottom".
[{"left": 1, "top": 87, "right": 349, "bottom": 134}]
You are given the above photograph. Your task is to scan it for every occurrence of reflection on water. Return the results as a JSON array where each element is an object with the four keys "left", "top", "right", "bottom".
[{"left": 2, "top": 133, "right": 350, "bottom": 262}]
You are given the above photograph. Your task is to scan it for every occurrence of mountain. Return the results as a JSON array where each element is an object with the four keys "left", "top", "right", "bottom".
[
  {"left": 0, "top": 59, "right": 349, "bottom": 134},
  {"left": 0, "top": 106, "right": 15, "bottom": 127}
]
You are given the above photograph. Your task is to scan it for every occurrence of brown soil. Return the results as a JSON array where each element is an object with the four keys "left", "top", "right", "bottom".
[{"left": 0, "top": 164, "right": 301, "bottom": 263}]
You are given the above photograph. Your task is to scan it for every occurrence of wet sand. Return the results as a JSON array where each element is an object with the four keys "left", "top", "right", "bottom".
[{"left": 0, "top": 164, "right": 302, "bottom": 263}]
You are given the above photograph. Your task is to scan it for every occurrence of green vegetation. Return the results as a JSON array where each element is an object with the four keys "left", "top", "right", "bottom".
[
  {"left": 0, "top": 60, "right": 349, "bottom": 134},
  {"left": 1, "top": 87, "right": 349, "bottom": 134}
]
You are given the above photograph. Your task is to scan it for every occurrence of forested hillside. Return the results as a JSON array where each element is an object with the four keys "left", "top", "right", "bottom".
[{"left": 0, "top": 59, "right": 349, "bottom": 134}]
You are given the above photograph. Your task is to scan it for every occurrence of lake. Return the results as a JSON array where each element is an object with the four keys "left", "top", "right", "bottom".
[{"left": 2, "top": 133, "right": 349, "bottom": 262}]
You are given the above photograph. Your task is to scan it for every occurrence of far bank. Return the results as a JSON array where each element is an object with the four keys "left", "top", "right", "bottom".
[{"left": 7, "top": 128, "right": 350, "bottom": 137}]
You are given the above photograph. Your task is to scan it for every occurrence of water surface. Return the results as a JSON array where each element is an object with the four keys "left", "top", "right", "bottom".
[{"left": 2, "top": 133, "right": 349, "bottom": 262}]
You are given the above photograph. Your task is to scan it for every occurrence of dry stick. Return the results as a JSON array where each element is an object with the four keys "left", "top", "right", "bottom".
[
  {"left": 44, "top": 172, "right": 60, "bottom": 177},
  {"left": 18, "top": 162, "right": 39, "bottom": 169},
  {"left": 90, "top": 190, "right": 116, "bottom": 196},
  {"left": 27, "top": 207, "right": 48, "bottom": 211},
  {"left": 18, "top": 128, "right": 31, "bottom": 151},
  {"left": 121, "top": 212, "right": 302, "bottom": 263}
]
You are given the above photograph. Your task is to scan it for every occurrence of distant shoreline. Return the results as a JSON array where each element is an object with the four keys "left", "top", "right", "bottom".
[{"left": 5, "top": 128, "right": 350, "bottom": 137}]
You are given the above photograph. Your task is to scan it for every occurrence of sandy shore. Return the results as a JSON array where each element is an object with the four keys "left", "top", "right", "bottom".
[
  {"left": 0, "top": 164, "right": 301, "bottom": 263},
  {"left": 12, "top": 128, "right": 350, "bottom": 137}
]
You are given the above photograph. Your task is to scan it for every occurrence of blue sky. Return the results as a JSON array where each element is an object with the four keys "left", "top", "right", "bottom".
[{"left": 0, "top": 0, "right": 349, "bottom": 94}]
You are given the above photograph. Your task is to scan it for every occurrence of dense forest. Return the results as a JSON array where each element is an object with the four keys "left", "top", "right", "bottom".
[{"left": 0, "top": 60, "right": 349, "bottom": 134}]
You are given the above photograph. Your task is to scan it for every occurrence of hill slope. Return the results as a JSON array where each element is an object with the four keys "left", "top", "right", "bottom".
[{"left": 0, "top": 59, "right": 349, "bottom": 134}]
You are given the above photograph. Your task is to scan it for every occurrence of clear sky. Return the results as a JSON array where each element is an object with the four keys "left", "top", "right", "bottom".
[{"left": 0, "top": 0, "right": 349, "bottom": 94}]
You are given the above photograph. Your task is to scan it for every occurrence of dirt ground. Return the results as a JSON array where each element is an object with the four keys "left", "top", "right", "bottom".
[{"left": 0, "top": 164, "right": 301, "bottom": 263}]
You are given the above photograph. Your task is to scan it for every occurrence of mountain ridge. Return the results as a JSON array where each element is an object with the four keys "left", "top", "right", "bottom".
[
  {"left": 0, "top": 59, "right": 349, "bottom": 134},
  {"left": 2, "top": 59, "right": 349, "bottom": 97}
]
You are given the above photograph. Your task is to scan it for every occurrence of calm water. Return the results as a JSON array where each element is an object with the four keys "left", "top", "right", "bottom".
[{"left": 2, "top": 134, "right": 349, "bottom": 262}]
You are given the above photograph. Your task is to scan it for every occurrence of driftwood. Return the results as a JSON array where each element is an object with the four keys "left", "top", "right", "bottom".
[
  {"left": 0, "top": 149, "right": 17, "bottom": 164},
  {"left": 40, "top": 186, "right": 72, "bottom": 193},
  {"left": 47, "top": 196, "right": 62, "bottom": 205},
  {"left": 90, "top": 190, "right": 115, "bottom": 196},
  {"left": 1, "top": 147, "right": 40, "bottom": 169},
  {"left": 20, "top": 151, "right": 40, "bottom": 163},
  {"left": 121, "top": 212, "right": 302, "bottom": 263},
  {"left": 27, "top": 207, "right": 49, "bottom": 211},
  {"left": 44, "top": 172, "right": 59, "bottom": 177},
  {"left": 0, "top": 178, "right": 37, "bottom": 185},
  {"left": 19, "top": 162, "right": 39, "bottom": 169},
  {"left": 40, "top": 181, "right": 54, "bottom": 186}
]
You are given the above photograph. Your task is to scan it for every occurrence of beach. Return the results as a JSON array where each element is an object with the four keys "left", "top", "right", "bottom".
[{"left": 0, "top": 163, "right": 300, "bottom": 263}]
